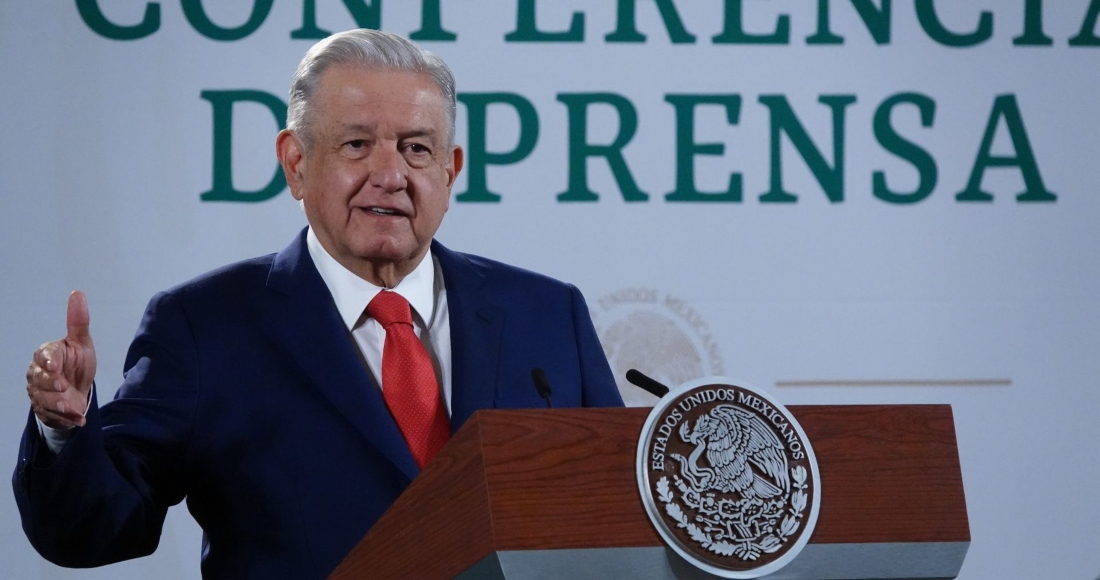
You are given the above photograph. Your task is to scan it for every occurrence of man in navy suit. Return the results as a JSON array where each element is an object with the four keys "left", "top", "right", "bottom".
[{"left": 17, "top": 30, "right": 623, "bottom": 578}]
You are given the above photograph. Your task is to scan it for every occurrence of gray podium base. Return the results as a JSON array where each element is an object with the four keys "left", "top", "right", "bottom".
[{"left": 456, "top": 542, "right": 969, "bottom": 580}]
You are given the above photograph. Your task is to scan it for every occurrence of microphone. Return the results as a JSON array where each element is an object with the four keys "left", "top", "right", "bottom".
[
  {"left": 626, "top": 369, "right": 670, "bottom": 398},
  {"left": 531, "top": 367, "right": 553, "bottom": 408}
]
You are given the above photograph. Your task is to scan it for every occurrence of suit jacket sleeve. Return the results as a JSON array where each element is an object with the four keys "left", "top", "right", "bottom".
[
  {"left": 567, "top": 283, "right": 625, "bottom": 408},
  {"left": 13, "top": 291, "right": 196, "bottom": 567}
]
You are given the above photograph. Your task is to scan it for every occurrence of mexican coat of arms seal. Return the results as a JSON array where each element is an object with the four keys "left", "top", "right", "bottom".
[{"left": 636, "top": 377, "right": 821, "bottom": 578}]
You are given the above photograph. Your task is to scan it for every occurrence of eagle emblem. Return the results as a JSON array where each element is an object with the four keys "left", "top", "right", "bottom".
[
  {"left": 673, "top": 405, "right": 790, "bottom": 502},
  {"left": 637, "top": 379, "right": 820, "bottom": 578}
]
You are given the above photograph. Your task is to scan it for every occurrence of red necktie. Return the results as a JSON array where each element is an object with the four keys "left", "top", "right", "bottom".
[{"left": 367, "top": 290, "right": 450, "bottom": 469}]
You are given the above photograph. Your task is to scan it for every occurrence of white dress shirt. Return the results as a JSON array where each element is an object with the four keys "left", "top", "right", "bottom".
[{"left": 305, "top": 228, "right": 453, "bottom": 416}]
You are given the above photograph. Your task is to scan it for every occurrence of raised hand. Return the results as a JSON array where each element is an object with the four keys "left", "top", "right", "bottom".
[{"left": 25, "top": 291, "right": 98, "bottom": 429}]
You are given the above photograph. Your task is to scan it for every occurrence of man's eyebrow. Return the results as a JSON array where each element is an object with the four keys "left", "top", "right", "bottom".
[
  {"left": 400, "top": 128, "right": 436, "bottom": 138},
  {"left": 334, "top": 123, "right": 376, "bottom": 135},
  {"left": 333, "top": 123, "right": 439, "bottom": 140}
]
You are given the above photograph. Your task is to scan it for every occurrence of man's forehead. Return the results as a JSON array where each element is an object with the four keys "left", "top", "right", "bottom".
[
  {"left": 308, "top": 68, "right": 443, "bottom": 126},
  {"left": 330, "top": 121, "right": 441, "bottom": 139},
  {"left": 315, "top": 68, "right": 444, "bottom": 111}
]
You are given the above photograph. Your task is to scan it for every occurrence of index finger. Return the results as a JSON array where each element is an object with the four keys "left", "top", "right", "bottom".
[{"left": 32, "top": 342, "right": 64, "bottom": 373}]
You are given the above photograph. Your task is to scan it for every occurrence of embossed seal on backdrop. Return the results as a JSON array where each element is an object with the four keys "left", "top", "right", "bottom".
[
  {"left": 636, "top": 377, "right": 821, "bottom": 578},
  {"left": 592, "top": 288, "right": 724, "bottom": 407}
]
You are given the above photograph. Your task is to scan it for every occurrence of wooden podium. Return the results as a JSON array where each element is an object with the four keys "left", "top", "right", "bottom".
[{"left": 329, "top": 406, "right": 969, "bottom": 580}]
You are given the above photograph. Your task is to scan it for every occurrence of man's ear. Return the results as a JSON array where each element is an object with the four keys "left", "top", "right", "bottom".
[
  {"left": 276, "top": 130, "right": 306, "bottom": 200},
  {"left": 446, "top": 145, "right": 464, "bottom": 189}
]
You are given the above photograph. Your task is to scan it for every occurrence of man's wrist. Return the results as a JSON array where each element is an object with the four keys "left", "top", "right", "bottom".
[{"left": 34, "top": 384, "right": 94, "bottom": 454}]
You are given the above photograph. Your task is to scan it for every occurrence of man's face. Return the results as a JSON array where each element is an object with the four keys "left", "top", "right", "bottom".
[{"left": 278, "top": 66, "right": 462, "bottom": 283}]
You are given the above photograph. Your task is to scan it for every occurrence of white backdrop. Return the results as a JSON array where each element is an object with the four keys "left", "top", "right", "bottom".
[{"left": 2, "top": 2, "right": 1098, "bottom": 579}]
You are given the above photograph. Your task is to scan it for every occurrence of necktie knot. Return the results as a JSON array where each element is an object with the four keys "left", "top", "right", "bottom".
[{"left": 368, "top": 291, "right": 412, "bottom": 328}]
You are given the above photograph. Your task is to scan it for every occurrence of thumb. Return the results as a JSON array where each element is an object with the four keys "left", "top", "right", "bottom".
[{"left": 66, "top": 290, "right": 92, "bottom": 345}]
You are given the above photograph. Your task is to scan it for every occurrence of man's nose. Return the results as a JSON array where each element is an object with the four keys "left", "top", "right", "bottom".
[{"left": 367, "top": 145, "right": 407, "bottom": 192}]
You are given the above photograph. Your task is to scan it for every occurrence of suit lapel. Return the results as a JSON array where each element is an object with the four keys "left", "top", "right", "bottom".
[
  {"left": 265, "top": 231, "right": 419, "bottom": 482},
  {"left": 433, "top": 241, "right": 505, "bottom": 430}
]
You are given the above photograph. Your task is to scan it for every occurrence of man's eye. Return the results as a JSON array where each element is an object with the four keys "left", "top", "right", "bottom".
[
  {"left": 345, "top": 140, "right": 367, "bottom": 149},
  {"left": 405, "top": 143, "right": 430, "bottom": 154}
]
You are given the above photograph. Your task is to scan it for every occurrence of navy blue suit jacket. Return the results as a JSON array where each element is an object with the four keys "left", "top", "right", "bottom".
[{"left": 14, "top": 230, "right": 623, "bottom": 579}]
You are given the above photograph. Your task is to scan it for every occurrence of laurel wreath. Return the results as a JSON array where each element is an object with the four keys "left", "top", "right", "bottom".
[{"left": 656, "top": 465, "right": 808, "bottom": 561}]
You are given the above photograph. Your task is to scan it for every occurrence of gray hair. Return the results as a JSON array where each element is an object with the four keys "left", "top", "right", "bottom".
[{"left": 286, "top": 29, "right": 457, "bottom": 149}]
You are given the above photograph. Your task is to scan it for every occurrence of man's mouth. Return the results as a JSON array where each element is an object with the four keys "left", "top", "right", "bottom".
[{"left": 365, "top": 206, "right": 404, "bottom": 217}]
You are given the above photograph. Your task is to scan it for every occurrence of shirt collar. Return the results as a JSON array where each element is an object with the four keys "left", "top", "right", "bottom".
[{"left": 306, "top": 227, "right": 436, "bottom": 330}]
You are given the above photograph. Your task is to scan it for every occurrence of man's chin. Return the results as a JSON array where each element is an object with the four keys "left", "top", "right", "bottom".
[{"left": 353, "top": 240, "right": 426, "bottom": 267}]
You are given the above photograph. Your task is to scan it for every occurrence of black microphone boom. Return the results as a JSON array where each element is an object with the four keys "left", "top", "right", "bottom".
[
  {"left": 531, "top": 367, "right": 553, "bottom": 408},
  {"left": 626, "top": 369, "right": 670, "bottom": 398}
]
